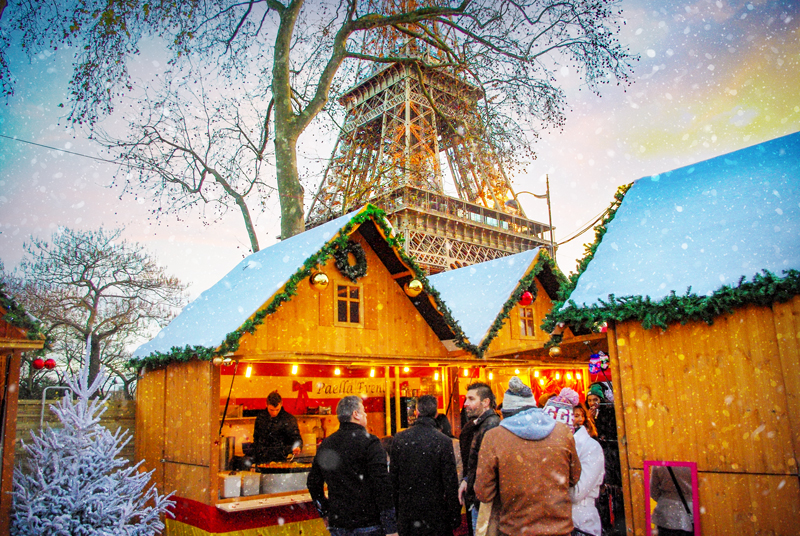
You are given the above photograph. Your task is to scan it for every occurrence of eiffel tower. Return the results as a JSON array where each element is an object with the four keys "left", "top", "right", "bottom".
[{"left": 306, "top": 9, "right": 554, "bottom": 274}]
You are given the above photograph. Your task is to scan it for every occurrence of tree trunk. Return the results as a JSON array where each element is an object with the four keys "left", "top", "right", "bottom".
[
  {"left": 274, "top": 136, "right": 305, "bottom": 240},
  {"left": 89, "top": 335, "right": 102, "bottom": 391},
  {"left": 272, "top": 0, "right": 306, "bottom": 241}
]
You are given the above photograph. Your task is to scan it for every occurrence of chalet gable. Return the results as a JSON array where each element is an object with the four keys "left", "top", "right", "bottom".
[{"left": 131, "top": 206, "right": 464, "bottom": 368}]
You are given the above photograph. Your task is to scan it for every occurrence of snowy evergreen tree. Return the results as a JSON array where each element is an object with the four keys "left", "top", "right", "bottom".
[{"left": 11, "top": 351, "right": 174, "bottom": 535}]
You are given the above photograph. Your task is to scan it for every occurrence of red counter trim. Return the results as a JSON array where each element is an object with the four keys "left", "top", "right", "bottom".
[{"left": 169, "top": 496, "right": 318, "bottom": 533}]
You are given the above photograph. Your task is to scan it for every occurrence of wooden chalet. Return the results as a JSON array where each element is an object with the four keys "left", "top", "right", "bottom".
[
  {"left": 0, "top": 288, "right": 45, "bottom": 536},
  {"left": 131, "top": 205, "right": 599, "bottom": 536},
  {"left": 551, "top": 132, "right": 800, "bottom": 536}
]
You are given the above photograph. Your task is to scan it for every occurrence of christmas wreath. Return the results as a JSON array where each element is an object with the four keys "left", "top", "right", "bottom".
[{"left": 334, "top": 240, "right": 368, "bottom": 282}]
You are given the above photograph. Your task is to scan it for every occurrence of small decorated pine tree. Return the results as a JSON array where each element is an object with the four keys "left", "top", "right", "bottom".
[{"left": 11, "top": 358, "right": 174, "bottom": 535}]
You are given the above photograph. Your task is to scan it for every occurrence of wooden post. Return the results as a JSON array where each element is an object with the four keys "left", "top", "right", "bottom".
[
  {"left": 605, "top": 322, "right": 635, "bottom": 536},
  {"left": 394, "top": 367, "right": 401, "bottom": 432},
  {"left": 1, "top": 349, "right": 22, "bottom": 536},
  {"left": 384, "top": 366, "right": 391, "bottom": 437}
]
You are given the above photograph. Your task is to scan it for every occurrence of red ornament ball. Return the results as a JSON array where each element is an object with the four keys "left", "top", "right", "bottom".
[
  {"left": 519, "top": 291, "right": 534, "bottom": 306},
  {"left": 32, "top": 358, "right": 45, "bottom": 370},
  {"left": 44, "top": 358, "right": 57, "bottom": 370}
]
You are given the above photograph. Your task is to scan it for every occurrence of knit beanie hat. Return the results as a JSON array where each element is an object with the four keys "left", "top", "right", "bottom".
[
  {"left": 502, "top": 376, "right": 536, "bottom": 415},
  {"left": 588, "top": 383, "right": 605, "bottom": 400},
  {"left": 543, "top": 388, "right": 580, "bottom": 432}
]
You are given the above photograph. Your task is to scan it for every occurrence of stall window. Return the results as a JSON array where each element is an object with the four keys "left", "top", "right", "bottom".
[
  {"left": 519, "top": 306, "right": 536, "bottom": 337},
  {"left": 336, "top": 284, "right": 362, "bottom": 326}
]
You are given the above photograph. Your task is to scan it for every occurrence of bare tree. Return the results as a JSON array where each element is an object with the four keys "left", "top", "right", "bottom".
[
  {"left": 15, "top": 228, "right": 188, "bottom": 390},
  {"left": 1, "top": 0, "right": 636, "bottom": 243},
  {"left": 100, "top": 79, "right": 277, "bottom": 253}
]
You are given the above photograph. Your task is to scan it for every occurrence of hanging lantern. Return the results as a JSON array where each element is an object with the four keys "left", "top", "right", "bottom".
[
  {"left": 32, "top": 358, "right": 45, "bottom": 370},
  {"left": 212, "top": 357, "right": 224, "bottom": 366},
  {"left": 309, "top": 272, "right": 329, "bottom": 291},
  {"left": 549, "top": 346, "right": 562, "bottom": 357},
  {"left": 44, "top": 358, "right": 57, "bottom": 370},
  {"left": 404, "top": 279, "right": 423, "bottom": 298},
  {"left": 519, "top": 291, "right": 534, "bottom": 306}
]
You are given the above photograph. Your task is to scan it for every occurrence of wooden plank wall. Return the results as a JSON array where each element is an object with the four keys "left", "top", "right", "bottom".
[
  {"left": 136, "top": 368, "right": 166, "bottom": 492},
  {"left": 612, "top": 296, "right": 800, "bottom": 535},
  {"left": 162, "top": 360, "right": 220, "bottom": 505},
  {"left": 236, "top": 232, "right": 450, "bottom": 360},
  {"left": 0, "top": 350, "right": 21, "bottom": 536},
  {"left": 15, "top": 398, "right": 135, "bottom": 465}
]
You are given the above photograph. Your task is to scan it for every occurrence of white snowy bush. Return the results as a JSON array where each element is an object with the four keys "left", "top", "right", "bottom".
[{"left": 11, "top": 363, "right": 174, "bottom": 535}]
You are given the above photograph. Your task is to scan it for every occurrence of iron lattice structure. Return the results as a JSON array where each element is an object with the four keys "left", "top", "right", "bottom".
[{"left": 307, "top": 59, "right": 554, "bottom": 274}]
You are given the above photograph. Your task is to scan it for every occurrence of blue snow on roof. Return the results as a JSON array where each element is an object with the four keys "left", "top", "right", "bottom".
[
  {"left": 429, "top": 248, "right": 540, "bottom": 344},
  {"left": 567, "top": 132, "right": 800, "bottom": 309},
  {"left": 133, "top": 210, "right": 361, "bottom": 358}
]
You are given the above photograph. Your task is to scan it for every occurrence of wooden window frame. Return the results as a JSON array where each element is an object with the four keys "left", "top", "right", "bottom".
[
  {"left": 518, "top": 305, "right": 536, "bottom": 338},
  {"left": 334, "top": 282, "right": 364, "bottom": 328}
]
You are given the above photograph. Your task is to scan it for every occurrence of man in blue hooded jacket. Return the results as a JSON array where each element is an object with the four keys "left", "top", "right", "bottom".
[{"left": 474, "top": 377, "right": 581, "bottom": 536}]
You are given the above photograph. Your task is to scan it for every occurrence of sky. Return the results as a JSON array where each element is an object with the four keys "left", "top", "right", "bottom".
[{"left": 1, "top": 0, "right": 799, "bottom": 301}]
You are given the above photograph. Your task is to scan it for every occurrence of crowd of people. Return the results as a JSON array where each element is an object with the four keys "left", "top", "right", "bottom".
[{"left": 306, "top": 378, "right": 623, "bottom": 536}]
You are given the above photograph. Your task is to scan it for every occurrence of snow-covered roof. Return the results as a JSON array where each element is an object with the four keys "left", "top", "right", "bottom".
[
  {"left": 133, "top": 210, "right": 359, "bottom": 358},
  {"left": 566, "top": 132, "right": 800, "bottom": 309},
  {"left": 428, "top": 248, "right": 541, "bottom": 345}
]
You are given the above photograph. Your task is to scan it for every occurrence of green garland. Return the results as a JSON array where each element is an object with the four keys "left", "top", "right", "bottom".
[
  {"left": 550, "top": 269, "right": 800, "bottom": 332},
  {"left": 469, "top": 250, "right": 566, "bottom": 356},
  {"left": 541, "top": 183, "right": 632, "bottom": 334},
  {"left": 0, "top": 282, "right": 47, "bottom": 343},
  {"left": 333, "top": 240, "right": 368, "bottom": 282},
  {"left": 542, "top": 182, "right": 800, "bottom": 332},
  {"left": 126, "top": 205, "right": 473, "bottom": 370}
]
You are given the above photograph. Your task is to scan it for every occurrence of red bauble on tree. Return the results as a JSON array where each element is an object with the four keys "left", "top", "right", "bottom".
[
  {"left": 32, "top": 358, "right": 45, "bottom": 370},
  {"left": 44, "top": 358, "right": 57, "bottom": 370},
  {"left": 519, "top": 291, "right": 534, "bottom": 306}
]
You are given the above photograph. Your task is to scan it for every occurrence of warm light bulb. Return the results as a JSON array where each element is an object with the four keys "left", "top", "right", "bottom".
[
  {"left": 291, "top": 364, "right": 298, "bottom": 375},
  {"left": 334, "top": 367, "right": 341, "bottom": 376},
  {"left": 533, "top": 370, "right": 540, "bottom": 378},
  {"left": 434, "top": 371, "right": 440, "bottom": 381},
  {"left": 576, "top": 372, "right": 582, "bottom": 380},
  {"left": 514, "top": 369, "right": 520, "bottom": 375},
  {"left": 463, "top": 368, "right": 469, "bottom": 377},
  {"left": 488, "top": 372, "right": 494, "bottom": 380},
  {"left": 555, "top": 372, "right": 561, "bottom": 380},
  {"left": 539, "top": 378, "right": 545, "bottom": 386},
  {"left": 370, "top": 368, "right": 376, "bottom": 378},
  {"left": 245, "top": 365, "right": 252, "bottom": 378},
  {"left": 403, "top": 366, "right": 410, "bottom": 372},
  {"left": 566, "top": 372, "right": 572, "bottom": 380}
]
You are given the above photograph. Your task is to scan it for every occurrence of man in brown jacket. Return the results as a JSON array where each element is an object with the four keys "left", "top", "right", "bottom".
[{"left": 474, "top": 377, "right": 581, "bottom": 536}]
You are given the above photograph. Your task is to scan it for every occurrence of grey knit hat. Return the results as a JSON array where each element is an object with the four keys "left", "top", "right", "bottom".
[{"left": 502, "top": 376, "right": 536, "bottom": 415}]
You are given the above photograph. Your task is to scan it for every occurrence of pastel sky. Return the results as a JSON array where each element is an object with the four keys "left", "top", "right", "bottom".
[{"left": 1, "top": 0, "right": 798, "bottom": 299}]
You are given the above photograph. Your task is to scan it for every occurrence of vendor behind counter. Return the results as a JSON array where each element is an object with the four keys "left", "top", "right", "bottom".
[{"left": 253, "top": 391, "right": 302, "bottom": 463}]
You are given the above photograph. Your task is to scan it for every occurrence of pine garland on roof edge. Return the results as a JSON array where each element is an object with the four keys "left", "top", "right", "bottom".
[
  {"left": 126, "top": 206, "right": 475, "bottom": 370},
  {"left": 543, "top": 184, "right": 800, "bottom": 333}
]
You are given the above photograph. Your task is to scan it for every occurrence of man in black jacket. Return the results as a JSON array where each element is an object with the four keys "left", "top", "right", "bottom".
[
  {"left": 458, "top": 382, "right": 500, "bottom": 533},
  {"left": 390, "top": 395, "right": 461, "bottom": 536},
  {"left": 307, "top": 395, "right": 398, "bottom": 536},
  {"left": 253, "top": 391, "right": 302, "bottom": 463}
]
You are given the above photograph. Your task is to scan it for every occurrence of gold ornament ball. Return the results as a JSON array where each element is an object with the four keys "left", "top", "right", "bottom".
[
  {"left": 212, "top": 357, "right": 224, "bottom": 366},
  {"left": 404, "top": 279, "right": 423, "bottom": 298},
  {"left": 310, "top": 272, "right": 329, "bottom": 291},
  {"left": 549, "top": 346, "right": 562, "bottom": 357}
]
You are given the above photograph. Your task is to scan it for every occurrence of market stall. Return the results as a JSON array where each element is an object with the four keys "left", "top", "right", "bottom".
[
  {"left": 132, "top": 207, "right": 601, "bottom": 535},
  {"left": 549, "top": 133, "right": 800, "bottom": 536}
]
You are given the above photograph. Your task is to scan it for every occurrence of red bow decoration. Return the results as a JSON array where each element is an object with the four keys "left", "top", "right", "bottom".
[{"left": 293, "top": 380, "right": 313, "bottom": 414}]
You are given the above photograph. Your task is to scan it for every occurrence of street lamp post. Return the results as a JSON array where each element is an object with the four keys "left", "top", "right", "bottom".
[{"left": 513, "top": 174, "right": 556, "bottom": 261}]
